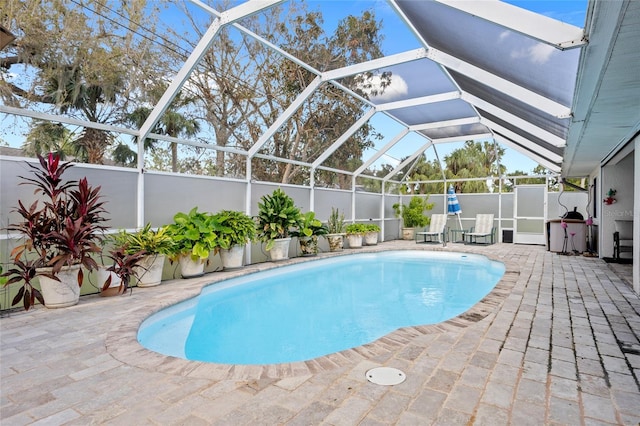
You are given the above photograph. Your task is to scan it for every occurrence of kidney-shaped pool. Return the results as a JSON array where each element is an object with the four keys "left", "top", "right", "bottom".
[{"left": 138, "top": 250, "right": 505, "bottom": 365}]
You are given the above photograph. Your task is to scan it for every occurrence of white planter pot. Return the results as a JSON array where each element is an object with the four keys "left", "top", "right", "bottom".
[
  {"left": 364, "top": 231, "right": 379, "bottom": 245},
  {"left": 134, "top": 254, "right": 165, "bottom": 287},
  {"left": 326, "top": 234, "right": 344, "bottom": 252},
  {"left": 97, "top": 267, "right": 122, "bottom": 288},
  {"left": 268, "top": 237, "right": 291, "bottom": 261},
  {"left": 179, "top": 255, "right": 206, "bottom": 278},
  {"left": 346, "top": 234, "right": 363, "bottom": 249},
  {"left": 220, "top": 245, "right": 245, "bottom": 270},
  {"left": 96, "top": 267, "right": 126, "bottom": 297},
  {"left": 37, "top": 265, "right": 82, "bottom": 308},
  {"left": 402, "top": 227, "right": 415, "bottom": 240}
]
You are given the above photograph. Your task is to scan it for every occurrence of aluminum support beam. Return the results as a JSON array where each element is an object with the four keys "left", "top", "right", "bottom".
[
  {"left": 426, "top": 48, "right": 572, "bottom": 119},
  {"left": 0, "top": 105, "right": 138, "bottom": 136},
  {"left": 248, "top": 76, "right": 322, "bottom": 157},
  {"left": 353, "top": 129, "right": 410, "bottom": 176},
  {"left": 461, "top": 92, "right": 567, "bottom": 147},
  {"left": 481, "top": 117, "right": 563, "bottom": 163},
  {"left": 432, "top": 133, "right": 493, "bottom": 144},
  {"left": 321, "top": 48, "right": 427, "bottom": 81},
  {"left": 138, "top": 0, "right": 283, "bottom": 144},
  {"left": 384, "top": 140, "right": 433, "bottom": 180},
  {"left": 312, "top": 109, "right": 376, "bottom": 168},
  {"left": 189, "top": 0, "right": 317, "bottom": 76},
  {"left": 375, "top": 91, "right": 460, "bottom": 111},
  {"left": 434, "top": 0, "right": 586, "bottom": 50},
  {"left": 410, "top": 117, "right": 479, "bottom": 132},
  {"left": 493, "top": 134, "right": 561, "bottom": 173}
]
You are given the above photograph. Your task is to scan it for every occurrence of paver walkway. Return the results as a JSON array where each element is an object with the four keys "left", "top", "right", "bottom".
[{"left": 1, "top": 242, "right": 639, "bottom": 425}]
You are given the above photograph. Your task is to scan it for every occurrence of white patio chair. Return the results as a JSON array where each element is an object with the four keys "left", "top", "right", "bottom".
[
  {"left": 463, "top": 214, "right": 496, "bottom": 244},
  {"left": 415, "top": 214, "right": 448, "bottom": 245}
]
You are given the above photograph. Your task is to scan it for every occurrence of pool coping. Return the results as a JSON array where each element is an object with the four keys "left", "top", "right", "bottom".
[{"left": 105, "top": 245, "right": 519, "bottom": 380}]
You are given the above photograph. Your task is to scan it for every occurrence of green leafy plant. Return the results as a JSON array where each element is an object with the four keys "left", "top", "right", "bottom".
[
  {"left": 345, "top": 223, "right": 367, "bottom": 235},
  {"left": 212, "top": 210, "right": 256, "bottom": 250},
  {"left": 291, "top": 211, "right": 328, "bottom": 238},
  {"left": 364, "top": 224, "right": 381, "bottom": 233},
  {"left": 290, "top": 212, "right": 328, "bottom": 256},
  {"left": 165, "top": 207, "right": 220, "bottom": 261},
  {"left": 392, "top": 196, "right": 434, "bottom": 228},
  {"left": 2, "top": 153, "right": 108, "bottom": 310},
  {"left": 112, "top": 224, "right": 174, "bottom": 255},
  {"left": 256, "top": 188, "right": 302, "bottom": 251},
  {"left": 327, "top": 207, "right": 345, "bottom": 234}
]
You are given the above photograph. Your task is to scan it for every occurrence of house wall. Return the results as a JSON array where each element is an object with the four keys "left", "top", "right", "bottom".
[
  {"left": 600, "top": 152, "right": 635, "bottom": 259},
  {"left": 598, "top": 135, "right": 638, "bottom": 294},
  {"left": 635, "top": 138, "right": 640, "bottom": 294}
]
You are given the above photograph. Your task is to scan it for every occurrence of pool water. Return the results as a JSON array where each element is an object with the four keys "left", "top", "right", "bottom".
[{"left": 138, "top": 251, "right": 505, "bottom": 365}]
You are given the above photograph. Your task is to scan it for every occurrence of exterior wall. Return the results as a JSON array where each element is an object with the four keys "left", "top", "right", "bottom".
[
  {"left": 597, "top": 135, "right": 637, "bottom": 294},
  {"left": 600, "top": 152, "right": 635, "bottom": 259},
  {"left": 635, "top": 138, "right": 639, "bottom": 294}
]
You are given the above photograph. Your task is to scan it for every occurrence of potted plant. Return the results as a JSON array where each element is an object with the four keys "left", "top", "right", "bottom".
[
  {"left": 165, "top": 207, "right": 220, "bottom": 278},
  {"left": 326, "top": 207, "right": 346, "bottom": 252},
  {"left": 98, "top": 246, "right": 147, "bottom": 297},
  {"left": 291, "top": 211, "right": 329, "bottom": 256},
  {"left": 255, "top": 188, "right": 301, "bottom": 261},
  {"left": 392, "top": 196, "right": 434, "bottom": 240},
  {"left": 212, "top": 210, "right": 256, "bottom": 269},
  {"left": 110, "top": 224, "right": 173, "bottom": 287},
  {"left": 345, "top": 223, "right": 367, "bottom": 249},
  {"left": 1, "top": 153, "right": 107, "bottom": 309},
  {"left": 363, "top": 223, "right": 381, "bottom": 245}
]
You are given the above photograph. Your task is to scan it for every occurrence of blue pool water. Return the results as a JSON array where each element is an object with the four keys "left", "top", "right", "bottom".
[{"left": 138, "top": 251, "right": 505, "bottom": 365}]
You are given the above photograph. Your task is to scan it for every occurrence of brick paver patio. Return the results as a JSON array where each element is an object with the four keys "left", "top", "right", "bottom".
[{"left": 1, "top": 242, "right": 639, "bottom": 425}]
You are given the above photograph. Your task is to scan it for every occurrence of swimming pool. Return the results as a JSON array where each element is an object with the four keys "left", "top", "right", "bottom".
[{"left": 138, "top": 251, "right": 505, "bottom": 365}]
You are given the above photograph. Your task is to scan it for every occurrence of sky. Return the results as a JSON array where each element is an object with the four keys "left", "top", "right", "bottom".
[{"left": 1, "top": 0, "right": 588, "bottom": 175}]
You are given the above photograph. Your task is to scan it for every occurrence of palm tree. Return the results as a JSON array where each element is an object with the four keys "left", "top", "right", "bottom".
[
  {"left": 125, "top": 93, "right": 200, "bottom": 172},
  {"left": 22, "top": 121, "right": 74, "bottom": 159},
  {"left": 157, "top": 110, "right": 200, "bottom": 173},
  {"left": 39, "top": 63, "right": 122, "bottom": 164}
]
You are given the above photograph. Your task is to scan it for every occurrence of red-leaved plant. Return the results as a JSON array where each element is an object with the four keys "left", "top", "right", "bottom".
[
  {"left": 102, "top": 246, "right": 147, "bottom": 294},
  {"left": 2, "top": 153, "right": 108, "bottom": 310}
]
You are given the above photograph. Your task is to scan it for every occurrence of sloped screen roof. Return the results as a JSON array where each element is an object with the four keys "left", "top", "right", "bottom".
[
  {"left": 383, "top": 0, "right": 585, "bottom": 172},
  {"left": 0, "top": 0, "right": 590, "bottom": 178}
]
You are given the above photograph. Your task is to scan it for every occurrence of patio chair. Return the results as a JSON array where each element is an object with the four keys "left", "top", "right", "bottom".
[
  {"left": 415, "top": 214, "right": 448, "bottom": 245},
  {"left": 613, "top": 220, "right": 633, "bottom": 260},
  {"left": 463, "top": 214, "right": 496, "bottom": 244}
]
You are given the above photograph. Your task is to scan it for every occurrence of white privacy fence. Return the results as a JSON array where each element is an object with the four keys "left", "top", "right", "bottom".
[{"left": 0, "top": 156, "right": 588, "bottom": 284}]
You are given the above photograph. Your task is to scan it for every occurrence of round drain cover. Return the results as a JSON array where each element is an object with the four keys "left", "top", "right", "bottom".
[{"left": 365, "top": 367, "right": 406, "bottom": 385}]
